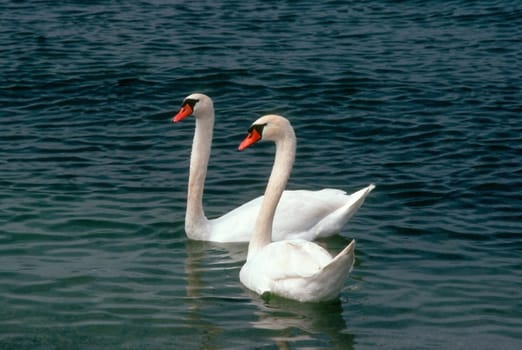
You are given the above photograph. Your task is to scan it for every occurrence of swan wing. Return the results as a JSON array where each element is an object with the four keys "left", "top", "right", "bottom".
[
  {"left": 208, "top": 196, "right": 264, "bottom": 242},
  {"left": 209, "top": 185, "right": 374, "bottom": 242},
  {"left": 271, "top": 185, "right": 375, "bottom": 240},
  {"left": 270, "top": 240, "right": 356, "bottom": 302},
  {"left": 208, "top": 189, "right": 346, "bottom": 242},
  {"left": 240, "top": 240, "right": 355, "bottom": 301}
]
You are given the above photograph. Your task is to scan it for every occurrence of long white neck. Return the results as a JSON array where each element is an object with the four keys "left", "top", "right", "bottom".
[
  {"left": 185, "top": 112, "right": 214, "bottom": 239},
  {"left": 247, "top": 128, "right": 296, "bottom": 260}
]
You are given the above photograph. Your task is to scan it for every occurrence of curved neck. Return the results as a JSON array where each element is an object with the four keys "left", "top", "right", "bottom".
[
  {"left": 185, "top": 113, "right": 214, "bottom": 239},
  {"left": 247, "top": 129, "right": 296, "bottom": 260}
]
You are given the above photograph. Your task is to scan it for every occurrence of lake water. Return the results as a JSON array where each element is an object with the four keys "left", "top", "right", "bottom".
[{"left": 1, "top": 1, "right": 521, "bottom": 349}]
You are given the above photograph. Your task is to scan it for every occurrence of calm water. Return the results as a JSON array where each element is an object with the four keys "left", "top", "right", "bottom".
[{"left": 1, "top": 0, "right": 521, "bottom": 349}]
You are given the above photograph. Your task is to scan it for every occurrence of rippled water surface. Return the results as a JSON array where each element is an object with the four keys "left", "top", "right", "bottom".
[{"left": 1, "top": 1, "right": 521, "bottom": 349}]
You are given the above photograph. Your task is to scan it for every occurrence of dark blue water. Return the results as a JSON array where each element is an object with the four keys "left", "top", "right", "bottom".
[{"left": 1, "top": 1, "right": 521, "bottom": 349}]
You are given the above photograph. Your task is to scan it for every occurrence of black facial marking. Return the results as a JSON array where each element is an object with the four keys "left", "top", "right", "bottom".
[
  {"left": 248, "top": 123, "right": 267, "bottom": 136},
  {"left": 182, "top": 98, "right": 199, "bottom": 108}
]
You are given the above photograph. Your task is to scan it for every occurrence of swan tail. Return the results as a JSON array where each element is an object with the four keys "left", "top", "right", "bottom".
[
  {"left": 266, "top": 240, "right": 356, "bottom": 302},
  {"left": 315, "top": 184, "right": 375, "bottom": 238},
  {"left": 306, "top": 240, "right": 356, "bottom": 302},
  {"left": 326, "top": 239, "right": 356, "bottom": 273}
]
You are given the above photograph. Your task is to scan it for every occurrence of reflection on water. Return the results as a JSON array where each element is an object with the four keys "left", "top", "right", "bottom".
[
  {"left": 252, "top": 296, "right": 355, "bottom": 350},
  {"left": 183, "top": 237, "right": 355, "bottom": 349},
  {"left": 184, "top": 239, "right": 248, "bottom": 300}
]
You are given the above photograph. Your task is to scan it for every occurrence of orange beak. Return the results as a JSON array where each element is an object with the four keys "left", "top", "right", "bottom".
[
  {"left": 238, "top": 128, "right": 262, "bottom": 151},
  {"left": 172, "top": 104, "right": 193, "bottom": 123}
]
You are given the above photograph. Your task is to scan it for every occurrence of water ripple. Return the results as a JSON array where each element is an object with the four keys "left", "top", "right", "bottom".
[{"left": 1, "top": 0, "right": 522, "bottom": 348}]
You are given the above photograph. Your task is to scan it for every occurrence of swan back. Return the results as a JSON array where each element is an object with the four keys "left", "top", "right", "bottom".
[{"left": 240, "top": 239, "right": 356, "bottom": 302}]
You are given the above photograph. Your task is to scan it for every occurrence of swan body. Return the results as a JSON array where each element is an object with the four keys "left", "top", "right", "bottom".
[
  {"left": 203, "top": 187, "right": 374, "bottom": 242},
  {"left": 173, "top": 93, "right": 374, "bottom": 243},
  {"left": 238, "top": 114, "right": 373, "bottom": 302},
  {"left": 240, "top": 239, "right": 356, "bottom": 302}
]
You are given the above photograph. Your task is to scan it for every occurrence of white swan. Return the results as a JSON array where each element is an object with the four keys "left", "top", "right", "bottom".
[
  {"left": 172, "top": 93, "right": 374, "bottom": 243},
  {"left": 238, "top": 115, "right": 373, "bottom": 302}
]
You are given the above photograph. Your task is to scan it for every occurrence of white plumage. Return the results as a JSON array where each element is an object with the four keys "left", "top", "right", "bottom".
[
  {"left": 173, "top": 93, "right": 374, "bottom": 243},
  {"left": 237, "top": 114, "right": 373, "bottom": 302}
]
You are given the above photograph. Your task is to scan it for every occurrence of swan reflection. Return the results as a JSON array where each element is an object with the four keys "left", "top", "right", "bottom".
[
  {"left": 249, "top": 293, "right": 355, "bottom": 349},
  {"left": 184, "top": 237, "right": 356, "bottom": 349}
]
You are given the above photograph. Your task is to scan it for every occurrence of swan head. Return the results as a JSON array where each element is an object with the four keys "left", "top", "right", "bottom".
[
  {"left": 238, "top": 114, "right": 293, "bottom": 151},
  {"left": 172, "top": 93, "right": 213, "bottom": 123}
]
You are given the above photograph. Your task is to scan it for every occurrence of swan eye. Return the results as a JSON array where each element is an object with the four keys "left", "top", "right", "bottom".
[
  {"left": 239, "top": 122, "right": 268, "bottom": 150},
  {"left": 248, "top": 123, "right": 267, "bottom": 137},
  {"left": 173, "top": 98, "right": 199, "bottom": 122},
  {"left": 183, "top": 98, "right": 199, "bottom": 109}
]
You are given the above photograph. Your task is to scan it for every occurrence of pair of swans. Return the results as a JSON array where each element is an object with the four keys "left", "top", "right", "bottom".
[{"left": 173, "top": 93, "right": 374, "bottom": 302}]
